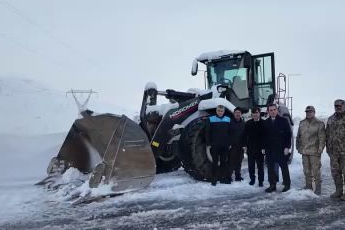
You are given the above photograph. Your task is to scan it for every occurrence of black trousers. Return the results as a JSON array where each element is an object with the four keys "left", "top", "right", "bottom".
[
  {"left": 211, "top": 146, "right": 229, "bottom": 182},
  {"left": 229, "top": 147, "right": 244, "bottom": 179},
  {"left": 267, "top": 154, "right": 291, "bottom": 186},
  {"left": 248, "top": 153, "right": 264, "bottom": 182}
]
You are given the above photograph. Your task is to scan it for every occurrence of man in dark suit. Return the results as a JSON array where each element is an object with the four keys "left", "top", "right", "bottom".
[
  {"left": 243, "top": 106, "right": 265, "bottom": 187},
  {"left": 263, "top": 104, "right": 292, "bottom": 193},
  {"left": 229, "top": 107, "right": 246, "bottom": 181}
]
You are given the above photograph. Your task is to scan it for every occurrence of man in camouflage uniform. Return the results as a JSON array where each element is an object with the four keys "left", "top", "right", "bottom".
[
  {"left": 326, "top": 99, "right": 345, "bottom": 199},
  {"left": 296, "top": 105, "right": 325, "bottom": 195}
]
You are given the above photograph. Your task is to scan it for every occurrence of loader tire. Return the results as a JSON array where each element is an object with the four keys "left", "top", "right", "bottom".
[
  {"left": 155, "top": 156, "right": 181, "bottom": 174},
  {"left": 180, "top": 118, "right": 213, "bottom": 181}
]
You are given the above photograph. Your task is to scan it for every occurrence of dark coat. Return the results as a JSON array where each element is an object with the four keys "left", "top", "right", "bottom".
[
  {"left": 205, "top": 115, "right": 232, "bottom": 148},
  {"left": 263, "top": 115, "right": 292, "bottom": 162},
  {"left": 243, "top": 118, "right": 264, "bottom": 156},
  {"left": 229, "top": 118, "right": 246, "bottom": 148}
]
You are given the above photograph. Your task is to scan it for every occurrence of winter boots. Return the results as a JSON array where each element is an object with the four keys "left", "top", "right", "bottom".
[
  {"left": 235, "top": 176, "right": 244, "bottom": 182},
  {"left": 330, "top": 185, "right": 343, "bottom": 198},
  {"left": 314, "top": 184, "right": 321, "bottom": 195},
  {"left": 265, "top": 184, "right": 277, "bottom": 193},
  {"left": 303, "top": 181, "right": 313, "bottom": 190},
  {"left": 249, "top": 180, "right": 263, "bottom": 187},
  {"left": 282, "top": 185, "right": 290, "bottom": 192},
  {"left": 220, "top": 179, "right": 231, "bottom": 184},
  {"left": 265, "top": 183, "right": 290, "bottom": 193}
]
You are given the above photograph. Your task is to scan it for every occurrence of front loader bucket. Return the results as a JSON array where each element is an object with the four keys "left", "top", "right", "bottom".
[{"left": 41, "top": 113, "right": 156, "bottom": 195}]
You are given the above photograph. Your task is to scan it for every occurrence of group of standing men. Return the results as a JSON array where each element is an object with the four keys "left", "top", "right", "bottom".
[
  {"left": 206, "top": 99, "right": 345, "bottom": 198},
  {"left": 296, "top": 99, "right": 345, "bottom": 198},
  {"left": 206, "top": 103, "right": 292, "bottom": 193},
  {"left": 205, "top": 106, "right": 245, "bottom": 185}
]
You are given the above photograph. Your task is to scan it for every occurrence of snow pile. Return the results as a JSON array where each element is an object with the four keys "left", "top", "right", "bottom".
[
  {"left": 282, "top": 188, "right": 319, "bottom": 200},
  {"left": 50, "top": 168, "right": 114, "bottom": 202},
  {"left": 61, "top": 167, "right": 86, "bottom": 184}
]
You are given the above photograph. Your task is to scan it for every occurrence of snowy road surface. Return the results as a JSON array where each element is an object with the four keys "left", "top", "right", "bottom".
[{"left": 1, "top": 153, "right": 344, "bottom": 230}]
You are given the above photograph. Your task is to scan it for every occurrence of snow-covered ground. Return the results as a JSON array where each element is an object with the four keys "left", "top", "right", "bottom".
[
  {"left": 0, "top": 150, "right": 342, "bottom": 230},
  {"left": 1, "top": 77, "right": 343, "bottom": 229}
]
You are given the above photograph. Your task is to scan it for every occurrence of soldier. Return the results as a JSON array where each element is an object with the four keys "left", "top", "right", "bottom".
[
  {"left": 326, "top": 99, "right": 345, "bottom": 199},
  {"left": 243, "top": 106, "right": 265, "bottom": 187},
  {"left": 229, "top": 107, "right": 246, "bottom": 181},
  {"left": 263, "top": 104, "right": 292, "bottom": 193},
  {"left": 296, "top": 105, "right": 326, "bottom": 195},
  {"left": 205, "top": 105, "right": 232, "bottom": 186}
]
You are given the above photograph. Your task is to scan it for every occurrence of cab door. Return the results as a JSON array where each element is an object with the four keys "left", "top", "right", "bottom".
[{"left": 251, "top": 53, "right": 275, "bottom": 107}]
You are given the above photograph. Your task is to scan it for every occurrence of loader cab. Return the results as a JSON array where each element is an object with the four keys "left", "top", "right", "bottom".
[{"left": 191, "top": 50, "right": 275, "bottom": 111}]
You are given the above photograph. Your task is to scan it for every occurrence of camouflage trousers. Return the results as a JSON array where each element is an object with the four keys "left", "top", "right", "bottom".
[
  {"left": 302, "top": 155, "right": 321, "bottom": 186},
  {"left": 329, "top": 153, "right": 345, "bottom": 186}
]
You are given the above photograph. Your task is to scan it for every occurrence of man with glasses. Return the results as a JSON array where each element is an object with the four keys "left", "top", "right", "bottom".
[
  {"left": 296, "top": 105, "right": 325, "bottom": 195},
  {"left": 263, "top": 104, "right": 292, "bottom": 193},
  {"left": 326, "top": 99, "right": 345, "bottom": 199}
]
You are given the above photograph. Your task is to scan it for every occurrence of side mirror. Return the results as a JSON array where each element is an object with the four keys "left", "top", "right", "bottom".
[{"left": 191, "top": 59, "right": 198, "bottom": 76}]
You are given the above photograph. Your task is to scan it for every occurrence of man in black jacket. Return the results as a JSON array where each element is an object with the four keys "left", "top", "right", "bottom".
[
  {"left": 244, "top": 107, "right": 265, "bottom": 187},
  {"left": 205, "top": 105, "right": 232, "bottom": 186},
  {"left": 263, "top": 104, "right": 292, "bottom": 193},
  {"left": 229, "top": 107, "right": 246, "bottom": 181}
]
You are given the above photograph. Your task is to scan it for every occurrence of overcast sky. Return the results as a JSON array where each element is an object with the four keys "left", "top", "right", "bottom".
[{"left": 0, "top": 0, "right": 344, "bottom": 116}]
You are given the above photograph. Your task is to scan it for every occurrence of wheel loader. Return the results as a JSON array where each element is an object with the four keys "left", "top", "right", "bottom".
[{"left": 38, "top": 50, "right": 293, "bottom": 196}]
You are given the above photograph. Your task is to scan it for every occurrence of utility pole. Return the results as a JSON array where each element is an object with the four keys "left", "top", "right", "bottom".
[
  {"left": 66, "top": 89, "right": 97, "bottom": 117},
  {"left": 287, "top": 73, "right": 301, "bottom": 108}
]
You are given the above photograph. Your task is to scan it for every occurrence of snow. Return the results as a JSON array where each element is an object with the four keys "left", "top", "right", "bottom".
[
  {"left": 61, "top": 168, "right": 86, "bottom": 184},
  {"left": 192, "top": 50, "right": 246, "bottom": 76},
  {"left": 196, "top": 50, "right": 246, "bottom": 62},
  {"left": 146, "top": 102, "right": 179, "bottom": 116},
  {"left": 0, "top": 142, "right": 340, "bottom": 229},
  {"left": 187, "top": 87, "right": 211, "bottom": 96},
  {"left": 144, "top": 81, "right": 157, "bottom": 90},
  {"left": 187, "top": 85, "right": 221, "bottom": 98},
  {"left": 198, "top": 97, "right": 236, "bottom": 112}
]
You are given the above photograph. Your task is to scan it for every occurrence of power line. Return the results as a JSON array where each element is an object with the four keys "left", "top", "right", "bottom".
[
  {"left": 0, "top": 0, "right": 99, "bottom": 69},
  {"left": 0, "top": 31, "right": 66, "bottom": 69}
]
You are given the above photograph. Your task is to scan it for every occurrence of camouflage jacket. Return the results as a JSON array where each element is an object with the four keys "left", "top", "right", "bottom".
[
  {"left": 296, "top": 118, "right": 326, "bottom": 156},
  {"left": 326, "top": 112, "right": 345, "bottom": 155}
]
